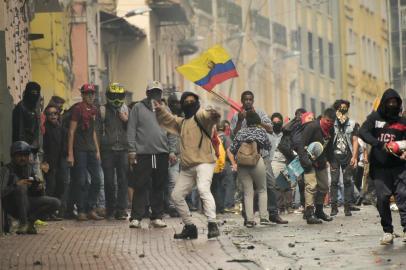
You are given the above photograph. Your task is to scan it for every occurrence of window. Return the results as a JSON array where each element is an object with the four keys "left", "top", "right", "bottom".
[
  {"left": 320, "top": 101, "right": 326, "bottom": 112},
  {"left": 311, "top": 98, "right": 316, "bottom": 114},
  {"left": 308, "top": 32, "right": 314, "bottom": 69},
  {"left": 218, "top": 0, "right": 242, "bottom": 27},
  {"left": 318, "top": 37, "right": 324, "bottom": 73},
  {"left": 273, "top": 22, "right": 287, "bottom": 46},
  {"left": 301, "top": 93, "right": 307, "bottom": 109},
  {"left": 193, "top": 0, "right": 212, "bottom": 14},
  {"left": 253, "top": 12, "right": 270, "bottom": 39},
  {"left": 328, "top": 42, "right": 335, "bottom": 78}
]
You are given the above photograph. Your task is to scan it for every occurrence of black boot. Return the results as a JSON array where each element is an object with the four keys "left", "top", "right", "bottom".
[
  {"left": 344, "top": 204, "right": 352, "bottom": 216},
  {"left": 174, "top": 224, "right": 198, "bottom": 240},
  {"left": 315, "top": 204, "right": 333, "bottom": 222},
  {"left": 330, "top": 204, "right": 339, "bottom": 216},
  {"left": 305, "top": 207, "right": 322, "bottom": 224},
  {"left": 207, "top": 222, "right": 220, "bottom": 239}
]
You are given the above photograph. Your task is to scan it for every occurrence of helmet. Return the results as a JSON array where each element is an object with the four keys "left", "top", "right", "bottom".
[
  {"left": 10, "top": 141, "right": 33, "bottom": 155},
  {"left": 106, "top": 83, "right": 125, "bottom": 107}
]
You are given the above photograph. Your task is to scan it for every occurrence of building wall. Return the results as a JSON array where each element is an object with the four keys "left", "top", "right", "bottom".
[
  {"left": 30, "top": 12, "right": 73, "bottom": 106},
  {"left": 117, "top": 0, "right": 153, "bottom": 102},
  {"left": 0, "top": 0, "right": 31, "bottom": 165},
  {"left": 339, "top": 0, "right": 390, "bottom": 122}
]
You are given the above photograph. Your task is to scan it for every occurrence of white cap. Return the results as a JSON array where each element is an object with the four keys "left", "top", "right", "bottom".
[{"left": 146, "top": 81, "right": 163, "bottom": 92}]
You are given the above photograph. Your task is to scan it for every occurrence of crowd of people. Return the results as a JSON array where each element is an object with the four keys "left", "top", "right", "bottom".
[{"left": 0, "top": 80, "right": 405, "bottom": 245}]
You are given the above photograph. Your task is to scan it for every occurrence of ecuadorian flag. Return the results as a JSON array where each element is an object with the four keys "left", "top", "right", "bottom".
[{"left": 176, "top": 45, "right": 238, "bottom": 91}]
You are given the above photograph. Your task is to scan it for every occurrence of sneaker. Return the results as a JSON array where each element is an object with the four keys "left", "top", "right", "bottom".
[
  {"left": 16, "top": 224, "right": 29, "bottom": 234},
  {"left": 87, "top": 210, "right": 104, "bottom": 221},
  {"left": 77, "top": 212, "right": 88, "bottom": 221},
  {"left": 129, "top": 219, "right": 141, "bottom": 228},
  {"left": 245, "top": 221, "right": 256, "bottom": 228},
  {"left": 390, "top": 203, "right": 399, "bottom": 212},
  {"left": 114, "top": 210, "right": 128, "bottom": 220},
  {"left": 260, "top": 219, "right": 276, "bottom": 226},
  {"left": 94, "top": 207, "right": 106, "bottom": 217},
  {"left": 150, "top": 219, "right": 167, "bottom": 228},
  {"left": 26, "top": 223, "right": 38, "bottom": 234},
  {"left": 380, "top": 233, "right": 394, "bottom": 245},
  {"left": 330, "top": 205, "right": 339, "bottom": 216},
  {"left": 269, "top": 215, "right": 288, "bottom": 224}
]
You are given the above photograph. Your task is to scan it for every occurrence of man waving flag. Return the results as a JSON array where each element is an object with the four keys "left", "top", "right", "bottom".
[{"left": 177, "top": 45, "right": 238, "bottom": 91}]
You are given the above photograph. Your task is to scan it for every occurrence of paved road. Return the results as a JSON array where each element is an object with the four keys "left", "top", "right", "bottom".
[
  {"left": 221, "top": 205, "right": 405, "bottom": 270},
  {"left": 0, "top": 205, "right": 404, "bottom": 269}
]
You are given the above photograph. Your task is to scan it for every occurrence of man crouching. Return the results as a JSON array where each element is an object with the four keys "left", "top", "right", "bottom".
[{"left": 1, "top": 141, "right": 61, "bottom": 234}]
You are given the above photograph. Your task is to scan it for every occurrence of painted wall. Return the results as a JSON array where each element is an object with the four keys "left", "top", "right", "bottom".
[{"left": 30, "top": 12, "right": 72, "bottom": 106}]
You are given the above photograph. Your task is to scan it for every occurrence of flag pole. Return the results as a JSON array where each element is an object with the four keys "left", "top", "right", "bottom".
[{"left": 205, "top": 89, "right": 242, "bottom": 112}]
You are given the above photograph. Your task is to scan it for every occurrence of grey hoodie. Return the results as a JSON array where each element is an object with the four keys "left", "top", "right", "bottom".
[{"left": 127, "top": 99, "right": 176, "bottom": 155}]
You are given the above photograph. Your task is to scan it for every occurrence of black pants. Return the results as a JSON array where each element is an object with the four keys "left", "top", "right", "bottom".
[
  {"left": 2, "top": 185, "right": 60, "bottom": 224},
  {"left": 330, "top": 160, "right": 354, "bottom": 205},
  {"left": 44, "top": 163, "right": 65, "bottom": 199},
  {"left": 130, "top": 154, "right": 168, "bottom": 221},
  {"left": 211, "top": 170, "right": 226, "bottom": 213},
  {"left": 373, "top": 166, "right": 406, "bottom": 233},
  {"left": 101, "top": 150, "right": 128, "bottom": 213}
]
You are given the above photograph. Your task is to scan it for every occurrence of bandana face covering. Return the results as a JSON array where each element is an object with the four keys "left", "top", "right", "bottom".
[
  {"left": 336, "top": 110, "right": 348, "bottom": 124},
  {"left": 320, "top": 118, "right": 334, "bottom": 137}
]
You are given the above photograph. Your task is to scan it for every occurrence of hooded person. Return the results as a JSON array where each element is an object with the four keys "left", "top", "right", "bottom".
[
  {"left": 153, "top": 91, "right": 222, "bottom": 240},
  {"left": 359, "top": 88, "right": 406, "bottom": 245},
  {"left": 12, "top": 82, "right": 42, "bottom": 147}
]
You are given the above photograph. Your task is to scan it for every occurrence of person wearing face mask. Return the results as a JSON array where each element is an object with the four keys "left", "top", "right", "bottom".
[
  {"left": 98, "top": 83, "right": 129, "bottom": 220},
  {"left": 328, "top": 100, "right": 360, "bottom": 217},
  {"left": 12, "top": 82, "right": 43, "bottom": 180},
  {"left": 294, "top": 108, "right": 336, "bottom": 224},
  {"left": 42, "top": 105, "right": 67, "bottom": 220},
  {"left": 154, "top": 91, "right": 221, "bottom": 240},
  {"left": 268, "top": 113, "right": 293, "bottom": 214},
  {"left": 359, "top": 88, "right": 406, "bottom": 245},
  {"left": 12, "top": 82, "right": 42, "bottom": 147},
  {"left": 127, "top": 81, "right": 177, "bottom": 229}
]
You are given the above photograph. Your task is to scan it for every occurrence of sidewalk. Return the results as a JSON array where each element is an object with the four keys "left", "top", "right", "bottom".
[{"left": 0, "top": 214, "right": 260, "bottom": 270}]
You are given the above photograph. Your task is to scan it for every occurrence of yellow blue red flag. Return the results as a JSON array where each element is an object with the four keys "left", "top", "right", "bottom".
[{"left": 176, "top": 45, "right": 238, "bottom": 91}]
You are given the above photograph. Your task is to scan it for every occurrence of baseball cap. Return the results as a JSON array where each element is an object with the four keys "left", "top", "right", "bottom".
[
  {"left": 80, "top": 83, "right": 96, "bottom": 93},
  {"left": 146, "top": 81, "right": 163, "bottom": 92}
]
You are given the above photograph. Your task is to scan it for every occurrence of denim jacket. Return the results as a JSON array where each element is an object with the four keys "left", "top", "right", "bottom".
[{"left": 333, "top": 119, "right": 356, "bottom": 155}]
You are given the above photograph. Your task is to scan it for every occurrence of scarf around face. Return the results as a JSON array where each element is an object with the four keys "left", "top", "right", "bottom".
[{"left": 78, "top": 102, "right": 97, "bottom": 130}]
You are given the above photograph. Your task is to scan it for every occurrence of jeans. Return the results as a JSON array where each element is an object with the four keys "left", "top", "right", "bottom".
[
  {"left": 223, "top": 162, "right": 236, "bottom": 208},
  {"left": 101, "top": 150, "right": 128, "bottom": 213},
  {"left": 330, "top": 160, "right": 355, "bottom": 205},
  {"left": 211, "top": 171, "right": 226, "bottom": 213},
  {"left": 2, "top": 185, "right": 60, "bottom": 224},
  {"left": 166, "top": 159, "right": 180, "bottom": 210},
  {"left": 72, "top": 151, "right": 102, "bottom": 213},
  {"left": 238, "top": 158, "right": 268, "bottom": 222},
  {"left": 264, "top": 156, "right": 279, "bottom": 216},
  {"left": 172, "top": 163, "right": 216, "bottom": 225}
]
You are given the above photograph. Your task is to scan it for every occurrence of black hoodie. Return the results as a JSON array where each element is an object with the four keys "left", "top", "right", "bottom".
[{"left": 359, "top": 89, "right": 406, "bottom": 169}]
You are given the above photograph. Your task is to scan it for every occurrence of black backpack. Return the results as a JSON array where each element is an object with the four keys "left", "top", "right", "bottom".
[{"left": 278, "top": 119, "right": 302, "bottom": 162}]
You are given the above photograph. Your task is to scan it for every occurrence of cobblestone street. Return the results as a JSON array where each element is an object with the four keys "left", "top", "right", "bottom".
[{"left": 0, "top": 206, "right": 405, "bottom": 270}]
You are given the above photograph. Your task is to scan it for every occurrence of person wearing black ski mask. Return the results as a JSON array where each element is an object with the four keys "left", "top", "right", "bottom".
[
  {"left": 154, "top": 91, "right": 222, "bottom": 240},
  {"left": 12, "top": 81, "right": 42, "bottom": 147},
  {"left": 359, "top": 88, "right": 406, "bottom": 245}
]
